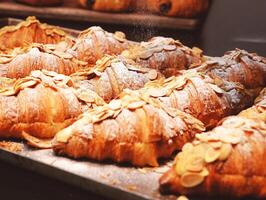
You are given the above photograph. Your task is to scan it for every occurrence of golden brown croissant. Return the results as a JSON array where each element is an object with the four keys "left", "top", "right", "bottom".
[
  {"left": 142, "top": 49, "right": 266, "bottom": 128},
  {"left": 79, "top": 0, "right": 131, "bottom": 12},
  {"left": 146, "top": 0, "right": 209, "bottom": 18},
  {"left": 70, "top": 27, "right": 132, "bottom": 66},
  {"left": 0, "top": 44, "right": 88, "bottom": 79},
  {"left": 0, "top": 16, "right": 72, "bottom": 53},
  {"left": 53, "top": 89, "right": 205, "bottom": 166},
  {"left": 71, "top": 55, "right": 162, "bottom": 102},
  {"left": 52, "top": 49, "right": 265, "bottom": 166},
  {"left": 122, "top": 37, "right": 203, "bottom": 77},
  {"left": 159, "top": 88, "right": 266, "bottom": 199},
  {"left": 0, "top": 70, "right": 105, "bottom": 140}
]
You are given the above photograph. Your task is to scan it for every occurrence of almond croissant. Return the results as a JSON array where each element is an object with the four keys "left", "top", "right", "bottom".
[
  {"left": 121, "top": 36, "right": 203, "bottom": 77},
  {"left": 53, "top": 89, "right": 205, "bottom": 167},
  {"left": 0, "top": 44, "right": 88, "bottom": 79},
  {"left": 70, "top": 27, "right": 132, "bottom": 66},
  {"left": 0, "top": 16, "right": 72, "bottom": 53},
  {"left": 0, "top": 70, "right": 105, "bottom": 140},
  {"left": 52, "top": 50, "right": 264, "bottom": 166},
  {"left": 142, "top": 49, "right": 266, "bottom": 128},
  {"left": 159, "top": 88, "right": 266, "bottom": 199},
  {"left": 71, "top": 55, "right": 162, "bottom": 102}
]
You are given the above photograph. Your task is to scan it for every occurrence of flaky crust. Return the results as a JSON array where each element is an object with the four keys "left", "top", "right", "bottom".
[
  {"left": 0, "top": 70, "right": 105, "bottom": 139},
  {"left": 53, "top": 90, "right": 205, "bottom": 167},
  {"left": 71, "top": 27, "right": 131, "bottom": 66},
  {"left": 0, "top": 16, "right": 71, "bottom": 53},
  {"left": 141, "top": 49, "right": 266, "bottom": 128},
  {"left": 0, "top": 44, "right": 88, "bottom": 79},
  {"left": 52, "top": 49, "right": 265, "bottom": 167},
  {"left": 122, "top": 37, "right": 203, "bottom": 77},
  {"left": 79, "top": 0, "right": 131, "bottom": 12},
  {"left": 159, "top": 89, "right": 266, "bottom": 198},
  {"left": 71, "top": 55, "right": 163, "bottom": 102},
  {"left": 146, "top": 0, "right": 209, "bottom": 18}
]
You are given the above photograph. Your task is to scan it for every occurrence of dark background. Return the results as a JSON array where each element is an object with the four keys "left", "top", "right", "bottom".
[{"left": 0, "top": 0, "right": 265, "bottom": 200}]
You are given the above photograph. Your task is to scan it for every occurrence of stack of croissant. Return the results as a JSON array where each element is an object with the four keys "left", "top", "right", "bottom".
[{"left": 0, "top": 17, "right": 265, "bottom": 199}]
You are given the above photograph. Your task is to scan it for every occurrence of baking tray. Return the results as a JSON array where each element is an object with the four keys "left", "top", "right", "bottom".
[{"left": 0, "top": 1, "right": 201, "bottom": 30}]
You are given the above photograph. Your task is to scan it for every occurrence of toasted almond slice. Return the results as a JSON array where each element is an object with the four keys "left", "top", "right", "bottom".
[
  {"left": 55, "top": 128, "right": 73, "bottom": 143},
  {"left": 205, "top": 147, "right": 220, "bottom": 163},
  {"left": 109, "top": 99, "right": 122, "bottom": 110},
  {"left": 139, "top": 50, "right": 153, "bottom": 59},
  {"left": 182, "top": 143, "right": 194, "bottom": 152},
  {"left": 180, "top": 172, "right": 204, "bottom": 188},
  {"left": 187, "top": 157, "right": 204, "bottom": 172},
  {"left": 77, "top": 92, "right": 96, "bottom": 103},
  {"left": 127, "top": 101, "right": 146, "bottom": 110},
  {"left": 209, "top": 141, "right": 222, "bottom": 149},
  {"left": 0, "top": 89, "right": 16, "bottom": 96},
  {"left": 209, "top": 83, "right": 224, "bottom": 94},
  {"left": 163, "top": 45, "right": 177, "bottom": 51},
  {"left": 175, "top": 161, "right": 187, "bottom": 176},
  {"left": 220, "top": 133, "right": 241, "bottom": 144},
  {"left": 177, "top": 195, "right": 189, "bottom": 200},
  {"left": 148, "top": 88, "right": 168, "bottom": 97},
  {"left": 219, "top": 143, "right": 232, "bottom": 161},
  {"left": 114, "top": 31, "right": 126, "bottom": 42},
  {"left": 200, "top": 167, "right": 209, "bottom": 177},
  {"left": 147, "top": 69, "right": 158, "bottom": 80},
  {"left": 223, "top": 118, "right": 245, "bottom": 128}
]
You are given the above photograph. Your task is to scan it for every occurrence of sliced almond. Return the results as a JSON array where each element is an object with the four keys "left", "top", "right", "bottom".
[
  {"left": 220, "top": 133, "right": 241, "bottom": 144},
  {"left": 219, "top": 143, "right": 232, "bottom": 161},
  {"left": 180, "top": 172, "right": 204, "bottom": 188},
  {"left": 200, "top": 167, "right": 209, "bottom": 177},
  {"left": 147, "top": 69, "right": 158, "bottom": 80},
  {"left": 209, "top": 141, "right": 222, "bottom": 149},
  {"left": 177, "top": 195, "right": 189, "bottom": 200},
  {"left": 148, "top": 88, "right": 168, "bottom": 97},
  {"left": 205, "top": 147, "right": 220, "bottom": 163},
  {"left": 127, "top": 101, "right": 146, "bottom": 110},
  {"left": 209, "top": 83, "right": 224, "bottom": 94},
  {"left": 163, "top": 45, "right": 177, "bottom": 51},
  {"left": 139, "top": 50, "right": 153, "bottom": 59},
  {"left": 223, "top": 118, "right": 245, "bottom": 128},
  {"left": 108, "top": 99, "right": 122, "bottom": 110},
  {"left": 187, "top": 157, "right": 204, "bottom": 172},
  {"left": 182, "top": 143, "right": 194, "bottom": 152},
  {"left": 0, "top": 89, "right": 16, "bottom": 96}
]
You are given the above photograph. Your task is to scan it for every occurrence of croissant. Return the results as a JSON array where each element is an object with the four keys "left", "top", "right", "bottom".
[
  {"left": 52, "top": 49, "right": 265, "bottom": 166},
  {"left": 144, "top": 49, "right": 266, "bottom": 127},
  {"left": 79, "top": 0, "right": 131, "bottom": 12},
  {"left": 71, "top": 55, "right": 162, "bottom": 102},
  {"left": 146, "top": 0, "right": 209, "bottom": 18},
  {"left": 0, "top": 16, "right": 72, "bottom": 53},
  {"left": 70, "top": 27, "right": 132, "bottom": 66},
  {"left": 159, "top": 88, "right": 266, "bottom": 199},
  {"left": 53, "top": 89, "right": 205, "bottom": 166},
  {"left": 0, "top": 44, "right": 88, "bottom": 79},
  {"left": 121, "top": 36, "right": 203, "bottom": 77},
  {"left": 0, "top": 70, "right": 105, "bottom": 141}
]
